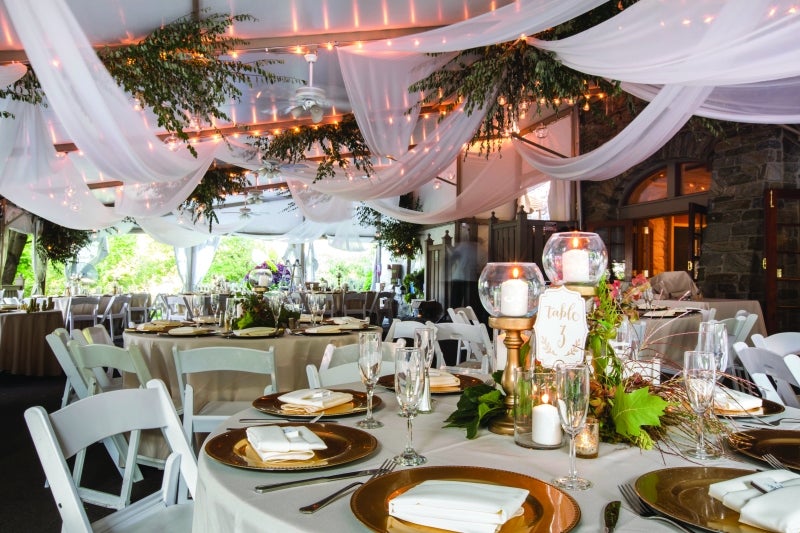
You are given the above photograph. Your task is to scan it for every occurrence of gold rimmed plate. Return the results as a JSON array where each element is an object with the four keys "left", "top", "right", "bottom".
[
  {"left": 351, "top": 465, "right": 580, "bottom": 532},
  {"left": 204, "top": 422, "right": 377, "bottom": 471},
  {"left": 231, "top": 327, "right": 282, "bottom": 339},
  {"left": 727, "top": 428, "right": 800, "bottom": 470},
  {"left": 714, "top": 398, "right": 785, "bottom": 418},
  {"left": 635, "top": 466, "right": 762, "bottom": 532},
  {"left": 378, "top": 373, "right": 484, "bottom": 394},
  {"left": 252, "top": 389, "right": 382, "bottom": 418}
]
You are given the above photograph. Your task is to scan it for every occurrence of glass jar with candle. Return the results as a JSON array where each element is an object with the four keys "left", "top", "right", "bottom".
[
  {"left": 514, "top": 369, "right": 562, "bottom": 449},
  {"left": 478, "top": 263, "right": 545, "bottom": 318},
  {"left": 575, "top": 417, "right": 599, "bottom": 458},
  {"left": 541, "top": 232, "right": 608, "bottom": 288}
]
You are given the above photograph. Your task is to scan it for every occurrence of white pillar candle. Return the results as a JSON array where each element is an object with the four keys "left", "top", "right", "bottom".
[
  {"left": 500, "top": 278, "right": 528, "bottom": 316},
  {"left": 531, "top": 402, "right": 562, "bottom": 446},
  {"left": 562, "top": 248, "right": 591, "bottom": 283},
  {"left": 258, "top": 274, "right": 269, "bottom": 287}
]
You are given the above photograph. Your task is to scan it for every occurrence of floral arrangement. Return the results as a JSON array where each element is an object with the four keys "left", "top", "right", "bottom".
[
  {"left": 244, "top": 261, "right": 291, "bottom": 289},
  {"left": 233, "top": 293, "right": 299, "bottom": 330}
]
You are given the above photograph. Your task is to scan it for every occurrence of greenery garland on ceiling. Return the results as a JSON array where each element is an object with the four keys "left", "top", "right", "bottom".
[
  {"left": 35, "top": 219, "right": 92, "bottom": 265},
  {"left": 408, "top": 0, "right": 639, "bottom": 154},
  {"left": 356, "top": 193, "right": 423, "bottom": 261},
  {"left": 178, "top": 166, "right": 250, "bottom": 231},
  {"left": 0, "top": 11, "right": 291, "bottom": 157},
  {"left": 250, "top": 116, "right": 373, "bottom": 181}
]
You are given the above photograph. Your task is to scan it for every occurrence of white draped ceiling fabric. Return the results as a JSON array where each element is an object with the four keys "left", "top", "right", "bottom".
[{"left": 1, "top": 0, "right": 800, "bottom": 246}]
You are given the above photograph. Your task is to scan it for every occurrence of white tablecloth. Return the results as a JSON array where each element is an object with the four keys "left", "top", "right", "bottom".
[{"left": 192, "top": 382, "right": 798, "bottom": 532}]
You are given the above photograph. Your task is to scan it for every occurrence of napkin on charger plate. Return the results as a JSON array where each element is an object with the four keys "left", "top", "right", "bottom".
[
  {"left": 278, "top": 388, "right": 354, "bottom": 414},
  {"left": 713, "top": 387, "right": 763, "bottom": 412},
  {"left": 709, "top": 470, "right": 800, "bottom": 532},
  {"left": 388, "top": 480, "right": 528, "bottom": 533},
  {"left": 245, "top": 425, "right": 327, "bottom": 462},
  {"left": 428, "top": 369, "right": 461, "bottom": 389}
]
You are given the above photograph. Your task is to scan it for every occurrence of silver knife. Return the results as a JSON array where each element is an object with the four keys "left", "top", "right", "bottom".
[
  {"left": 254, "top": 468, "right": 380, "bottom": 493},
  {"left": 604, "top": 500, "right": 621, "bottom": 533}
]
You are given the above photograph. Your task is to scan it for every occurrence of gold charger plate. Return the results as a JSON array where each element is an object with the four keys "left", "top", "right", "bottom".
[
  {"left": 204, "top": 422, "right": 377, "bottom": 471},
  {"left": 635, "top": 466, "right": 762, "bottom": 532},
  {"left": 252, "top": 389, "right": 382, "bottom": 418},
  {"left": 350, "top": 465, "right": 580, "bottom": 532},
  {"left": 727, "top": 428, "right": 800, "bottom": 470},
  {"left": 714, "top": 398, "right": 785, "bottom": 418},
  {"left": 378, "top": 373, "right": 484, "bottom": 394}
]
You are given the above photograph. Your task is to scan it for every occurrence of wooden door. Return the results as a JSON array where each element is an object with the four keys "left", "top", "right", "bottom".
[
  {"left": 765, "top": 189, "right": 800, "bottom": 332},
  {"left": 688, "top": 202, "right": 707, "bottom": 281}
]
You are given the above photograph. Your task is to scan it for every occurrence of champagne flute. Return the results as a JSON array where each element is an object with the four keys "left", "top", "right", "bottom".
[
  {"left": 308, "top": 294, "right": 321, "bottom": 326},
  {"left": 413, "top": 327, "right": 436, "bottom": 413},
  {"left": 357, "top": 331, "right": 383, "bottom": 429},
  {"left": 696, "top": 321, "right": 730, "bottom": 373},
  {"left": 684, "top": 350, "right": 719, "bottom": 460},
  {"left": 267, "top": 293, "right": 283, "bottom": 328},
  {"left": 393, "top": 347, "right": 427, "bottom": 466},
  {"left": 553, "top": 363, "right": 592, "bottom": 490}
]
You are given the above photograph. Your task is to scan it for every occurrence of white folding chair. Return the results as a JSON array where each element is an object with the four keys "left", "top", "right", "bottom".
[
  {"left": 305, "top": 341, "right": 402, "bottom": 388},
  {"left": 69, "top": 327, "right": 123, "bottom": 392},
  {"left": 342, "top": 292, "right": 368, "bottom": 319},
  {"left": 66, "top": 296, "right": 101, "bottom": 332},
  {"left": 733, "top": 341, "right": 800, "bottom": 407},
  {"left": 25, "top": 379, "right": 196, "bottom": 532},
  {"left": 128, "top": 292, "right": 153, "bottom": 324},
  {"left": 752, "top": 332, "right": 800, "bottom": 356},
  {"left": 429, "top": 321, "right": 493, "bottom": 372},
  {"left": 100, "top": 294, "right": 131, "bottom": 345},
  {"left": 172, "top": 346, "right": 277, "bottom": 445},
  {"left": 386, "top": 319, "right": 428, "bottom": 345},
  {"left": 163, "top": 295, "right": 192, "bottom": 321}
]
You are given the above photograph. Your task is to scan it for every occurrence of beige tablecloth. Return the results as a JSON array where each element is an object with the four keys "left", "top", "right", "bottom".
[
  {"left": 0, "top": 310, "right": 65, "bottom": 376},
  {"left": 192, "top": 383, "right": 800, "bottom": 533},
  {"left": 657, "top": 299, "right": 767, "bottom": 340}
]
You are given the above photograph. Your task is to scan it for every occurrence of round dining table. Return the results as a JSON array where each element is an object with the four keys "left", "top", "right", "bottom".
[{"left": 191, "top": 379, "right": 800, "bottom": 533}]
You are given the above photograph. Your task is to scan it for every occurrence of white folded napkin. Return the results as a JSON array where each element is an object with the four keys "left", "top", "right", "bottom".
[
  {"left": 306, "top": 325, "right": 342, "bottom": 334},
  {"left": 740, "top": 483, "right": 800, "bottom": 532},
  {"left": 167, "top": 326, "right": 211, "bottom": 336},
  {"left": 713, "top": 388, "right": 763, "bottom": 412},
  {"left": 331, "top": 316, "right": 364, "bottom": 325},
  {"left": 709, "top": 470, "right": 800, "bottom": 511},
  {"left": 388, "top": 480, "right": 528, "bottom": 533},
  {"left": 233, "top": 327, "right": 277, "bottom": 337},
  {"left": 429, "top": 369, "right": 461, "bottom": 388},
  {"left": 245, "top": 426, "right": 327, "bottom": 462},
  {"left": 278, "top": 388, "right": 354, "bottom": 414}
]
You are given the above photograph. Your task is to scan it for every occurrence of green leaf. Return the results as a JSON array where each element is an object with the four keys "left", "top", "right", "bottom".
[{"left": 611, "top": 386, "right": 668, "bottom": 438}]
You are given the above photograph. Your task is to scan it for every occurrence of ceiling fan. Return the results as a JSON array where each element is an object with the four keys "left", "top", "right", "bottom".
[{"left": 285, "top": 53, "right": 329, "bottom": 123}]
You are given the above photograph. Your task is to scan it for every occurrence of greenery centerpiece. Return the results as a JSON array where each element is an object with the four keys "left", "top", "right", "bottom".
[
  {"left": 232, "top": 292, "right": 299, "bottom": 330},
  {"left": 445, "top": 275, "right": 729, "bottom": 453}
]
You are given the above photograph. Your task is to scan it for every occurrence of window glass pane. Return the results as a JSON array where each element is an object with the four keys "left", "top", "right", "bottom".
[
  {"left": 628, "top": 169, "right": 667, "bottom": 203},
  {"left": 680, "top": 162, "right": 711, "bottom": 196}
]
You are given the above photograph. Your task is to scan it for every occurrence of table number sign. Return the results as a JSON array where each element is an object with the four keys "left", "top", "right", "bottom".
[{"left": 533, "top": 286, "right": 588, "bottom": 367}]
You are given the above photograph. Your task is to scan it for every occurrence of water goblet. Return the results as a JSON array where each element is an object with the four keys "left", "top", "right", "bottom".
[
  {"left": 413, "top": 326, "right": 436, "bottom": 413},
  {"left": 267, "top": 293, "right": 283, "bottom": 327},
  {"left": 553, "top": 362, "right": 592, "bottom": 490},
  {"left": 393, "top": 347, "right": 427, "bottom": 466},
  {"left": 210, "top": 293, "right": 220, "bottom": 321},
  {"left": 696, "top": 321, "right": 730, "bottom": 373},
  {"left": 308, "top": 294, "right": 322, "bottom": 326},
  {"left": 609, "top": 316, "right": 632, "bottom": 360},
  {"left": 683, "top": 350, "right": 719, "bottom": 460},
  {"left": 357, "top": 331, "right": 383, "bottom": 429},
  {"left": 192, "top": 294, "right": 204, "bottom": 321}
]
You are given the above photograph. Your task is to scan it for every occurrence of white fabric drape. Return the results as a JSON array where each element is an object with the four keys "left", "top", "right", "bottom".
[{"left": 174, "top": 238, "right": 219, "bottom": 292}]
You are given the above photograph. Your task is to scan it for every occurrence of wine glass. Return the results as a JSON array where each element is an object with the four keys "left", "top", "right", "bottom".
[
  {"left": 609, "top": 317, "right": 632, "bottom": 360},
  {"left": 210, "top": 293, "right": 221, "bottom": 321},
  {"left": 553, "top": 362, "right": 592, "bottom": 490},
  {"left": 696, "top": 321, "right": 730, "bottom": 373},
  {"left": 267, "top": 293, "right": 283, "bottom": 328},
  {"left": 413, "top": 327, "right": 436, "bottom": 413},
  {"left": 643, "top": 287, "right": 654, "bottom": 310},
  {"left": 192, "top": 294, "right": 204, "bottom": 321},
  {"left": 357, "top": 331, "right": 383, "bottom": 429},
  {"left": 393, "top": 347, "right": 427, "bottom": 466},
  {"left": 308, "top": 294, "right": 322, "bottom": 326},
  {"left": 684, "top": 350, "right": 719, "bottom": 460}
]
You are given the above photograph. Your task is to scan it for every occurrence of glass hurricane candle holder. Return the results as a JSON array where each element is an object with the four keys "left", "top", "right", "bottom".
[
  {"left": 478, "top": 262, "right": 545, "bottom": 318},
  {"left": 542, "top": 232, "right": 608, "bottom": 293}
]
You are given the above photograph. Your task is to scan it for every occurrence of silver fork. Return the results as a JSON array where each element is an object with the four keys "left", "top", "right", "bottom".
[
  {"left": 618, "top": 484, "right": 693, "bottom": 533},
  {"left": 763, "top": 453, "right": 788, "bottom": 470},
  {"left": 299, "top": 459, "right": 396, "bottom": 514}
]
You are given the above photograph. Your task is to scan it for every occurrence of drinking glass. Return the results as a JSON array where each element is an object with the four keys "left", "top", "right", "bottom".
[
  {"left": 308, "top": 294, "right": 322, "bottom": 326},
  {"left": 696, "top": 321, "right": 730, "bottom": 373},
  {"left": 192, "top": 294, "right": 204, "bottom": 320},
  {"left": 357, "top": 331, "right": 383, "bottom": 429},
  {"left": 210, "top": 293, "right": 221, "bottom": 321},
  {"left": 553, "top": 363, "right": 592, "bottom": 490},
  {"left": 643, "top": 287, "right": 654, "bottom": 310},
  {"left": 267, "top": 293, "right": 283, "bottom": 328},
  {"left": 609, "top": 316, "right": 632, "bottom": 360},
  {"left": 413, "top": 326, "right": 436, "bottom": 413},
  {"left": 684, "top": 350, "right": 719, "bottom": 460},
  {"left": 393, "top": 347, "right": 427, "bottom": 466}
]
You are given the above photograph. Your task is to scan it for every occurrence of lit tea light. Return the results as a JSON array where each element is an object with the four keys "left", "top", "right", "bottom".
[{"left": 575, "top": 417, "right": 599, "bottom": 458}]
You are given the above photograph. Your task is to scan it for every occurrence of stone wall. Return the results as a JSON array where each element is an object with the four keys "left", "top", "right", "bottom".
[{"left": 581, "top": 103, "right": 798, "bottom": 307}]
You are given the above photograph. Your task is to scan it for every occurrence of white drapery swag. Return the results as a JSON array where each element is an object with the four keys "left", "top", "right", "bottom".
[
  {"left": 175, "top": 238, "right": 220, "bottom": 293},
  {"left": 4, "top": 0, "right": 800, "bottom": 238}
]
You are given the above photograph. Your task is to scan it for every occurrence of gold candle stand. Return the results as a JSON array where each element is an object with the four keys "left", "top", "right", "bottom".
[{"left": 487, "top": 315, "right": 536, "bottom": 436}]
